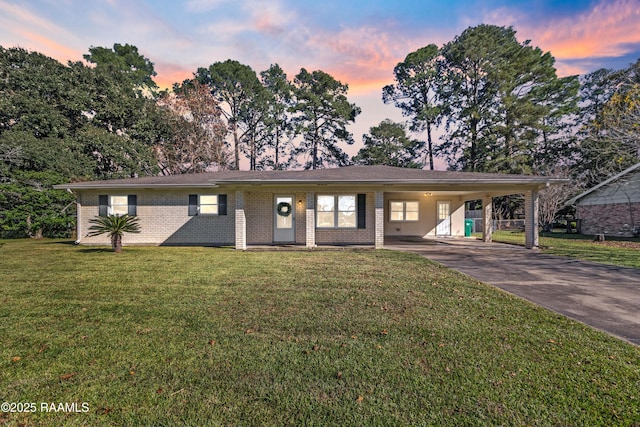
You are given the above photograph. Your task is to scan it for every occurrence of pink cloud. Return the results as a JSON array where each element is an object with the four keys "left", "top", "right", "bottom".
[
  {"left": 249, "top": 1, "right": 294, "bottom": 37},
  {"left": 19, "top": 31, "right": 82, "bottom": 62},
  {"left": 484, "top": 0, "right": 640, "bottom": 75},
  {"left": 154, "top": 62, "right": 195, "bottom": 90},
  {"left": 553, "top": 62, "right": 592, "bottom": 78},
  {"left": 0, "top": 1, "right": 82, "bottom": 62},
  {"left": 304, "top": 26, "right": 423, "bottom": 94},
  {"left": 533, "top": 0, "right": 640, "bottom": 60}
]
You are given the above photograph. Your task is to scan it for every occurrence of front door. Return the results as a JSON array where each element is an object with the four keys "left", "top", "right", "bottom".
[
  {"left": 436, "top": 201, "right": 451, "bottom": 236},
  {"left": 274, "top": 195, "right": 295, "bottom": 243}
]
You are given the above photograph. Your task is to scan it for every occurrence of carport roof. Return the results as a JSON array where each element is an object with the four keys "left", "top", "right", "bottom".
[{"left": 55, "top": 165, "right": 567, "bottom": 190}]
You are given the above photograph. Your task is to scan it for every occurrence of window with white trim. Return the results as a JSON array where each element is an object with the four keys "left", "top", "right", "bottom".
[
  {"left": 109, "top": 195, "right": 129, "bottom": 216},
  {"left": 317, "top": 195, "right": 357, "bottom": 228},
  {"left": 99, "top": 194, "right": 137, "bottom": 217},
  {"left": 199, "top": 195, "right": 219, "bottom": 215},
  {"left": 390, "top": 201, "right": 419, "bottom": 221},
  {"left": 188, "top": 194, "right": 227, "bottom": 216}
]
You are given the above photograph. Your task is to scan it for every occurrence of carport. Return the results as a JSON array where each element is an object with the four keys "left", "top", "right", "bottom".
[{"left": 375, "top": 173, "right": 565, "bottom": 249}]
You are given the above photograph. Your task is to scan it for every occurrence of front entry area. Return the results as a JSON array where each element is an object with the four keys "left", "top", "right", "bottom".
[{"left": 274, "top": 195, "right": 295, "bottom": 243}]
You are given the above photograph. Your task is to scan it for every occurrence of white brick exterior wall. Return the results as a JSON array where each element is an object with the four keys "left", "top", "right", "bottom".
[
  {"left": 294, "top": 192, "right": 306, "bottom": 245},
  {"left": 74, "top": 188, "right": 431, "bottom": 247},
  {"left": 383, "top": 192, "right": 466, "bottom": 238},
  {"left": 245, "top": 191, "right": 272, "bottom": 244},
  {"left": 77, "top": 190, "right": 235, "bottom": 246}
]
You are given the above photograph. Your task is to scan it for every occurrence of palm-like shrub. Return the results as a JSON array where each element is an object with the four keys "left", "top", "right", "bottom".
[{"left": 87, "top": 214, "right": 141, "bottom": 253}]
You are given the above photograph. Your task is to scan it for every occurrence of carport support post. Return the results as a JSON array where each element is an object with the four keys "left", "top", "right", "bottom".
[
  {"left": 524, "top": 190, "right": 539, "bottom": 249},
  {"left": 482, "top": 196, "right": 493, "bottom": 243},
  {"left": 235, "top": 191, "right": 246, "bottom": 250}
]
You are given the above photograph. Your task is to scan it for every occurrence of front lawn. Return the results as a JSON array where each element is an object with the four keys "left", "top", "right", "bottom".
[
  {"left": 489, "top": 231, "right": 640, "bottom": 268},
  {"left": 1, "top": 240, "right": 639, "bottom": 426}
]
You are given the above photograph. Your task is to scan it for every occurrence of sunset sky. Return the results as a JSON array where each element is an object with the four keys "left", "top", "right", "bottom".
[{"left": 2, "top": 0, "right": 640, "bottom": 163}]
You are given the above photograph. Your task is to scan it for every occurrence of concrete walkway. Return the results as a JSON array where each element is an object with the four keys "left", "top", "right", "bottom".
[{"left": 385, "top": 237, "right": 640, "bottom": 346}]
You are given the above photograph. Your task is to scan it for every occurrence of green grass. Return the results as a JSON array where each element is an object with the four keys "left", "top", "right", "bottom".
[
  {"left": 488, "top": 231, "right": 640, "bottom": 268},
  {"left": 1, "top": 239, "right": 639, "bottom": 426}
]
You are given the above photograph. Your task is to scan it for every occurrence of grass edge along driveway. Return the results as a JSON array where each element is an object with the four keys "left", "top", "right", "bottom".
[
  {"left": 1, "top": 239, "right": 639, "bottom": 426},
  {"left": 489, "top": 231, "right": 640, "bottom": 269}
]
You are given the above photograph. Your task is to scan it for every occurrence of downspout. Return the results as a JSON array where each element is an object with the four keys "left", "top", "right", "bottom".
[{"left": 67, "top": 189, "right": 81, "bottom": 245}]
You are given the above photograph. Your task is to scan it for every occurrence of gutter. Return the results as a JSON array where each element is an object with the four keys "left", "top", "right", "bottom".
[{"left": 64, "top": 189, "right": 82, "bottom": 245}]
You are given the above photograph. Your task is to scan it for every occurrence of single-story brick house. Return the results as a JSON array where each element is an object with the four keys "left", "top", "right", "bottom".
[
  {"left": 566, "top": 162, "right": 640, "bottom": 237},
  {"left": 55, "top": 165, "right": 563, "bottom": 249}
]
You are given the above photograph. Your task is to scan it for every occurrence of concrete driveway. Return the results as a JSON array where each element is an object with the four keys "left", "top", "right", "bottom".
[{"left": 385, "top": 238, "right": 640, "bottom": 346}]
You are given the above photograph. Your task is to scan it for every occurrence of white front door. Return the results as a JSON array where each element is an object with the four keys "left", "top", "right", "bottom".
[
  {"left": 274, "top": 195, "right": 295, "bottom": 243},
  {"left": 436, "top": 201, "right": 451, "bottom": 236}
]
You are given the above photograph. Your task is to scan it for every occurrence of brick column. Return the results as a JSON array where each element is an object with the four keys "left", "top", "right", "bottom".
[
  {"left": 306, "top": 192, "right": 316, "bottom": 249},
  {"left": 375, "top": 191, "right": 384, "bottom": 249},
  {"left": 482, "top": 196, "right": 493, "bottom": 243},
  {"left": 235, "top": 190, "right": 246, "bottom": 250},
  {"left": 524, "top": 190, "right": 539, "bottom": 249}
]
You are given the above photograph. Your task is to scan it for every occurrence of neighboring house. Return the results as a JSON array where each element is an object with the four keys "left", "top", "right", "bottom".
[
  {"left": 567, "top": 163, "right": 640, "bottom": 237},
  {"left": 54, "top": 165, "right": 563, "bottom": 249}
]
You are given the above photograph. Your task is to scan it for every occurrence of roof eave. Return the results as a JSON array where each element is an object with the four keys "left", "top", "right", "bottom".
[
  {"left": 565, "top": 162, "right": 640, "bottom": 205},
  {"left": 53, "top": 183, "right": 220, "bottom": 190},
  {"left": 55, "top": 177, "right": 567, "bottom": 190}
]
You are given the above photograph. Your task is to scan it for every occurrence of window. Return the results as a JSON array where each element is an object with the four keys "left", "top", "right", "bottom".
[
  {"left": 199, "top": 195, "right": 218, "bottom": 215},
  {"left": 390, "top": 201, "right": 419, "bottom": 222},
  {"left": 110, "top": 196, "right": 129, "bottom": 216},
  {"left": 188, "top": 194, "right": 227, "bottom": 216},
  {"left": 99, "top": 195, "right": 137, "bottom": 216},
  {"left": 317, "top": 195, "right": 357, "bottom": 228},
  {"left": 317, "top": 195, "right": 336, "bottom": 227},
  {"left": 338, "top": 195, "right": 356, "bottom": 227}
]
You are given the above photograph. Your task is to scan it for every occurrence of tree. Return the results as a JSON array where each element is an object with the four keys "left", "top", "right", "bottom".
[
  {"left": 0, "top": 45, "right": 167, "bottom": 237},
  {"left": 292, "top": 68, "right": 361, "bottom": 169},
  {"left": 536, "top": 166, "right": 582, "bottom": 232},
  {"left": 579, "top": 83, "right": 640, "bottom": 185},
  {"left": 196, "top": 60, "right": 264, "bottom": 169},
  {"left": 157, "top": 80, "right": 229, "bottom": 174},
  {"left": 533, "top": 75, "right": 580, "bottom": 170},
  {"left": 87, "top": 214, "right": 141, "bottom": 253},
  {"left": 578, "top": 68, "right": 618, "bottom": 126},
  {"left": 239, "top": 83, "right": 271, "bottom": 170},
  {"left": 260, "top": 64, "right": 296, "bottom": 169},
  {"left": 0, "top": 171, "right": 75, "bottom": 239},
  {"left": 83, "top": 43, "right": 158, "bottom": 95},
  {"left": 74, "top": 45, "right": 168, "bottom": 178},
  {"left": 438, "top": 25, "right": 578, "bottom": 174},
  {"left": 382, "top": 44, "right": 443, "bottom": 170},
  {"left": 74, "top": 126, "right": 158, "bottom": 179},
  {"left": 0, "top": 47, "right": 79, "bottom": 138},
  {"left": 352, "top": 120, "right": 423, "bottom": 168},
  {"left": 0, "top": 130, "right": 91, "bottom": 178}
]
